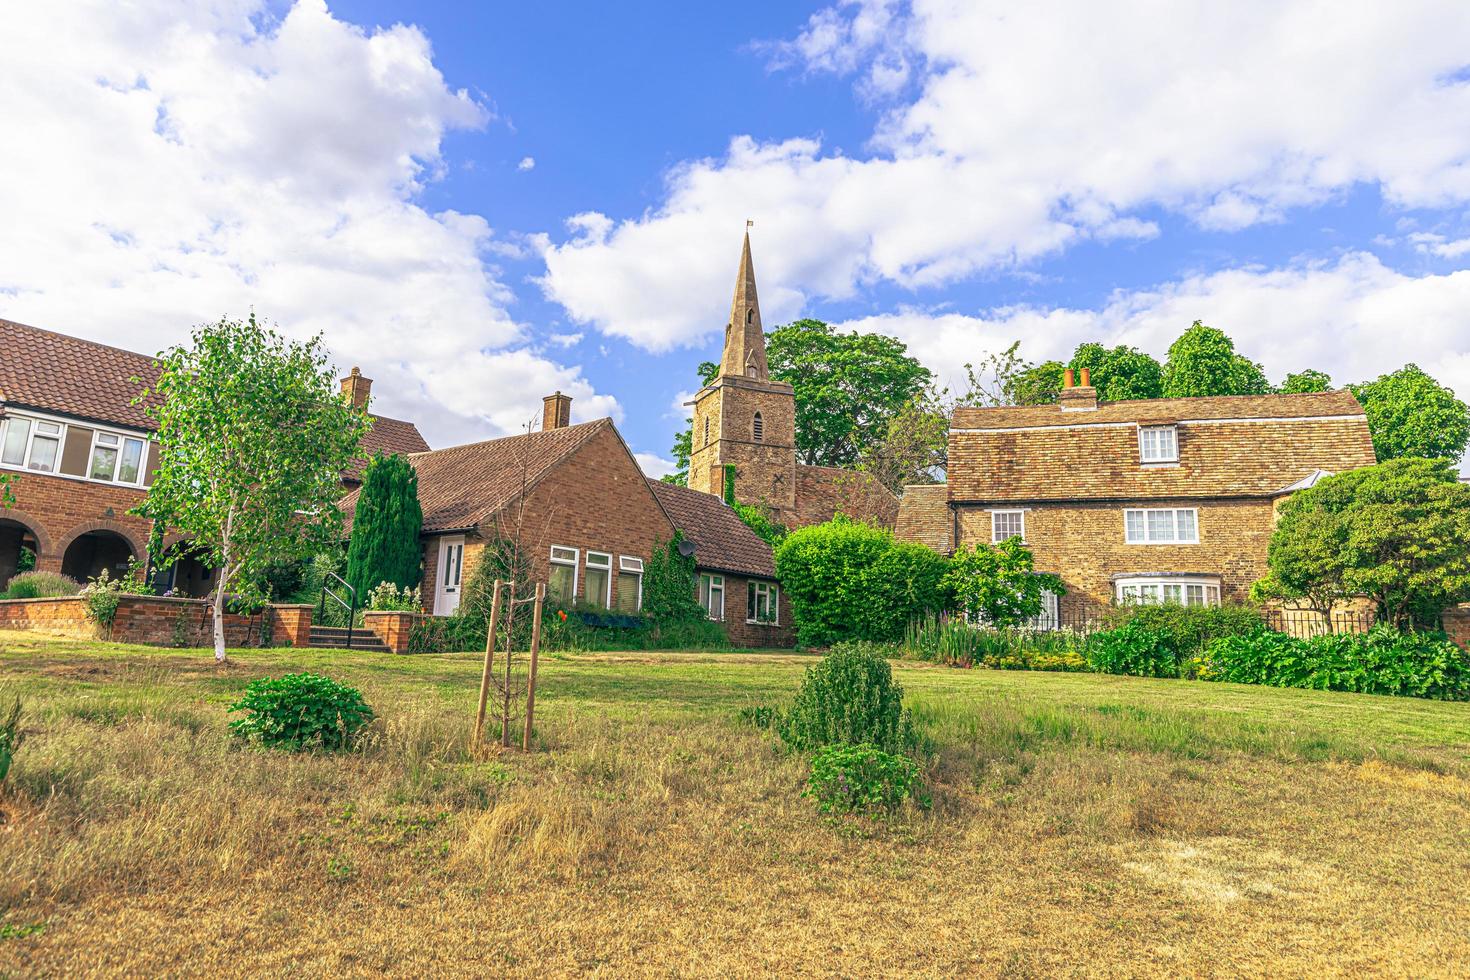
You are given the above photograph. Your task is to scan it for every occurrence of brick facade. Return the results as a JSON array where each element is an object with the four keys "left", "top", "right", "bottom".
[
  {"left": 1, "top": 470, "right": 152, "bottom": 585},
  {"left": 704, "top": 571, "right": 795, "bottom": 648},
  {"left": 362, "top": 610, "right": 424, "bottom": 653},
  {"left": 0, "top": 595, "right": 313, "bottom": 647}
]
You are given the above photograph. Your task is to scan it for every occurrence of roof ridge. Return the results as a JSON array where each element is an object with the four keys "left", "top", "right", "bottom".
[
  {"left": 0, "top": 316, "right": 159, "bottom": 365},
  {"left": 409, "top": 417, "right": 607, "bottom": 459}
]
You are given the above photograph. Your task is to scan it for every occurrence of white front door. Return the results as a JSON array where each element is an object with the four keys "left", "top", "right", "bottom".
[{"left": 434, "top": 536, "right": 465, "bottom": 616}]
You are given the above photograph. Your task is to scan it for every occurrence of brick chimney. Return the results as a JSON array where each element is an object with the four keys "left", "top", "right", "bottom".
[
  {"left": 341, "top": 367, "right": 372, "bottom": 410},
  {"left": 542, "top": 391, "right": 572, "bottom": 430},
  {"left": 1058, "top": 366, "right": 1098, "bottom": 411}
]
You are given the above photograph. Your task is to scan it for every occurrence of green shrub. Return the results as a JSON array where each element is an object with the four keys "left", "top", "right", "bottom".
[
  {"left": 1205, "top": 625, "right": 1470, "bottom": 700},
  {"left": 776, "top": 516, "right": 948, "bottom": 647},
  {"left": 2, "top": 571, "right": 80, "bottom": 599},
  {"left": 804, "top": 743, "right": 922, "bottom": 815},
  {"left": 79, "top": 567, "right": 153, "bottom": 632},
  {"left": 1086, "top": 620, "right": 1180, "bottom": 678},
  {"left": 903, "top": 616, "right": 1092, "bottom": 671},
  {"left": 989, "top": 649, "right": 1090, "bottom": 673},
  {"left": 0, "top": 696, "right": 23, "bottom": 783},
  {"left": 16, "top": 546, "right": 35, "bottom": 575},
  {"left": 779, "top": 642, "right": 915, "bottom": 753},
  {"left": 738, "top": 704, "right": 777, "bottom": 729},
  {"left": 1106, "top": 602, "right": 1265, "bottom": 657},
  {"left": 366, "top": 581, "right": 420, "bottom": 612},
  {"left": 228, "top": 673, "right": 375, "bottom": 751}
]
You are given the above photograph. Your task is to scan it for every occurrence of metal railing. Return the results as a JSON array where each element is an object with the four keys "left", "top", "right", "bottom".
[{"left": 318, "top": 572, "right": 359, "bottom": 649}]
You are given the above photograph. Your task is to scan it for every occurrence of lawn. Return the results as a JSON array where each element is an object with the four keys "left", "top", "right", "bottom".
[{"left": 1, "top": 633, "right": 1468, "bottom": 977}]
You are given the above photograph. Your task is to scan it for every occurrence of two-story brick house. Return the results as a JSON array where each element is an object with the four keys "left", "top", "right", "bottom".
[
  {"left": 897, "top": 371, "right": 1378, "bottom": 622},
  {"left": 0, "top": 318, "right": 428, "bottom": 594}
]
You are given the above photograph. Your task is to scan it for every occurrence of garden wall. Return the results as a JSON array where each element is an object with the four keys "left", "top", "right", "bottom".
[
  {"left": 0, "top": 595, "right": 313, "bottom": 648},
  {"left": 1445, "top": 605, "right": 1470, "bottom": 651}
]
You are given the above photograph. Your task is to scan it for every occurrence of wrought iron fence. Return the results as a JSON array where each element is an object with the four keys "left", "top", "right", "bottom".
[{"left": 1262, "top": 608, "right": 1376, "bottom": 639}]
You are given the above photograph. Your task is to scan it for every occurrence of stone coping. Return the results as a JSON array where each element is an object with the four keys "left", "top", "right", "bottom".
[{"left": 0, "top": 595, "right": 313, "bottom": 609}]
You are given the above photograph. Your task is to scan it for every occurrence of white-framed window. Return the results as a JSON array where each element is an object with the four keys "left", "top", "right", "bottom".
[
  {"left": 699, "top": 573, "right": 724, "bottom": 621},
  {"left": 616, "top": 556, "right": 644, "bottom": 612},
  {"left": 1025, "top": 590, "right": 1061, "bottom": 630},
  {"left": 88, "top": 431, "right": 147, "bottom": 485},
  {"left": 1115, "top": 576, "right": 1221, "bottom": 607},
  {"left": 1, "top": 417, "right": 63, "bottom": 473},
  {"left": 584, "top": 551, "right": 612, "bottom": 609},
  {"left": 991, "top": 509, "right": 1025, "bottom": 543},
  {"left": 548, "top": 546, "right": 579, "bottom": 603},
  {"left": 1138, "top": 425, "right": 1178, "bottom": 463},
  {"left": 747, "top": 580, "right": 779, "bottom": 625},
  {"left": 1124, "top": 508, "right": 1199, "bottom": 544}
]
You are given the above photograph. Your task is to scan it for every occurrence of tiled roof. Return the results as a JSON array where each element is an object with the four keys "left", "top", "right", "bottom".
[
  {"left": 648, "top": 479, "right": 777, "bottom": 579},
  {"left": 344, "top": 419, "right": 611, "bottom": 533},
  {"left": 894, "top": 484, "right": 952, "bottom": 552},
  {"left": 792, "top": 464, "right": 900, "bottom": 529},
  {"left": 345, "top": 414, "right": 433, "bottom": 483},
  {"left": 948, "top": 390, "right": 1377, "bottom": 502},
  {"left": 0, "top": 317, "right": 160, "bottom": 430}
]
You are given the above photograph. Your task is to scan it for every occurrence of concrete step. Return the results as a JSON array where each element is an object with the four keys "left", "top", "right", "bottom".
[{"left": 308, "top": 638, "right": 390, "bottom": 651}]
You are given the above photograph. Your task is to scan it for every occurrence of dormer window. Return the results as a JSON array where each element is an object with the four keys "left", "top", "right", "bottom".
[
  {"left": 1138, "top": 425, "right": 1178, "bottom": 464},
  {"left": 753, "top": 412, "right": 764, "bottom": 442}
]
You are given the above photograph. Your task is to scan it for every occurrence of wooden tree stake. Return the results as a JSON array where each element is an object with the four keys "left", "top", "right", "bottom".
[
  {"left": 473, "top": 580, "right": 503, "bottom": 743},
  {"left": 522, "top": 582, "right": 545, "bottom": 751},
  {"left": 501, "top": 582, "right": 518, "bottom": 747}
]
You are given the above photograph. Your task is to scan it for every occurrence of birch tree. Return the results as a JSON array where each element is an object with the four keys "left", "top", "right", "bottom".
[{"left": 137, "top": 314, "right": 368, "bottom": 661}]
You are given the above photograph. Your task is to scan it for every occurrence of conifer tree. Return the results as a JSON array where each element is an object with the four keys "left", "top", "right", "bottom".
[{"left": 346, "top": 452, "right": 424, "bottom": 600}]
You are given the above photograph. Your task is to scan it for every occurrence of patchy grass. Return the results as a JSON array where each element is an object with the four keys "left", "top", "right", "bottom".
[{"left": 0, "top": 633, "right": 1468, "bottom": 975}]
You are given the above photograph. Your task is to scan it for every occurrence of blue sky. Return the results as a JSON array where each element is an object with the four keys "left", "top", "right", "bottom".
[{"left": 4, "top": 1, "right": 1470, "bottom": 475}]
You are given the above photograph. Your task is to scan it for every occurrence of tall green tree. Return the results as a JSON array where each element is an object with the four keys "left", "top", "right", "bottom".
[
  {"left": 346, "top": 453, "right": 423, "bottom": 601},
  {"left": 1162, "top": 321, "right": 1270, "bottom": 398},
  {"left": 137, "top": 314, "right": 370, "bottom": 662},
  {"left": 1068, "top": 343, "right": 1163, "bottom": 401},
  {"left": 766, "top": 319, "right": 932, "bottom": 466},
  {"left": 664, "top": 360, "right": 719, "bottom": 486},
  {"left": 941, "top": 539, "right": 1064, "bottom": 626},
  {"left": 1256, "top": 458, "right": 1470, "bottom": 628},
  {"left": 1278, "top": 369, "right": 1333, "bottom": 394},
  {"left": 1350, "top": 364, "right": 1470, "bottom": 462}
]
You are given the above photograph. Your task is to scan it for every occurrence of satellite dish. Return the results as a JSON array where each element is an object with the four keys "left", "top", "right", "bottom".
[{"left": 677, "top": 540, "right": 697, "bottom": 558}]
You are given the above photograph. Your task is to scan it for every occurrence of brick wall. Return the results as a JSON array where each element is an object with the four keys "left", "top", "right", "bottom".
[
  {"left": 0, "top": 595, "right": 314, "bottom": 647},
  {"left": 956, "top": 497, "right": 1277, "bottom": 619},
  {"left": 1445, "top": 605, "right": 1470, "bottom": 651},
  {"left": 0, "top": 470, "right": 152, "bottom": 577},
  {"left": 362, "top": 610, "right": 424, "bottom": 654},
  {"left": 704, "top": 571, "right": 795, "bottom": 648}
]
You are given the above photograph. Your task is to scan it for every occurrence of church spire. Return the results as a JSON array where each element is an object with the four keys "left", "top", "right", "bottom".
[{"left": 718, "top": 225, "right": 768, "bottom": 381}]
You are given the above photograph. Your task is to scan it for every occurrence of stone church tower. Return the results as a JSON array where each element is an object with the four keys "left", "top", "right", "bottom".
[{"left": 687, "top": 230, "right": 798, "bottom": 522}]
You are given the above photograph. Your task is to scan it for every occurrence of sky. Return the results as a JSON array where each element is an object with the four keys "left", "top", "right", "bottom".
[{"left": 4, "top": 0, "right": 1470, "bottom": 478}]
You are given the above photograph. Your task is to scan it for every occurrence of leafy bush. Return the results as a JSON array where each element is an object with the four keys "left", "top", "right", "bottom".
[
  {"left": 779, "top": 642, "right": 915, "bottom": 753},
  {"left": 1086, "top": 620, "right": 1181, "bottom": 678},
  {"left": 733, "top": 502, "right": 787, "bottom": 548},
  {"left": 1205, "top": 625, "right": 1470, "bottom": 700},
  {"left": 737, "top": 704, "right": 777, "bottom": 729},
  {"left": 366, "top": 581, "right": 420, "bottom": 612},
  {"left": 79, "top": 566, "right": 153, "bottom": 632},
  {"left": 0, "top": 696, "right": 23, "bottom": 783},
  {"left": 16, "top": 546, "right": 35, "bottom": 575},
  {"left": 776, "top": 516, "right": 948, "bottom": 647},
  {"left": 903, "top": 615, "right": 1091, "bottom": 671},
  {"left": 940, "top": 538, "right": 1065, "bottom": 626},
  {"left": 228, "top": 673, "right": 375, "bottom": 751},
  {"left": 804, "top": 743, "right": 922, "bottom": 815},
  {"left": 1104, "top": 602, "right": 1266, "bottom": 659},
  {"left": 2, "top": 571, "right": 80, "bottom": 599}
]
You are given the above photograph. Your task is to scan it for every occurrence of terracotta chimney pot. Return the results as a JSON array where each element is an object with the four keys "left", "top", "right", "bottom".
[{"left": 1063, "top": 368, "right": 1076, "bottom": 389}]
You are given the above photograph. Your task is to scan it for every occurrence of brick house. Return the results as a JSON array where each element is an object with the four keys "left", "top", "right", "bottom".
[
  {"left": 896, "top": 372, "right": 1378, "bottom": 622},
  {"left": 0, "top": 317, "right": 427, "bottom": 594},
  {"left": 686, "top": 232, "right": 897, "bottom": 530},
  {"left": 344, "top": 393, "right": 793, "bottom": 647}
]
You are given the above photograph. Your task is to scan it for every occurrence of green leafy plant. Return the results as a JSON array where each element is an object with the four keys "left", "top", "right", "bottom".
[
  {"left": 0, "top": 696, "right": 24, "bottom": 784},
  {"left": 1205, "top": 626, "right": 1470, "bottom": 700},
  {"left": 941, "top": 538, "right": 1065, "bottom": 627},
  {"left": 1103, "top": 603, "right": 1265, "bottom": 659},
  {"left": 78, "top": 566, "right": 153, "bottom": 634},
  {"left": 779, "top": 642, "right": 915, "bottom": 753},
  {"left": 228, "top": 673, "right": 375, "bottom": 751},
  {"left": 1086, "top": 620, "right": 1181, "bottom": 678},
  {"left": 1350, "top": 363, "right": 1470, "bottom": 463},
  {"left": 804, "top": 743, "right": 922, "bottom": 816},
  {"left": 2, "top": 571, "right": 80, "bottom": 600},
  {"left": 738, "top": 704, "right": 777, "bottom": 730},
  {"left": 366, "top": 581, "right": 420, "bottom": 612},
  {"left": 15, "top": 546, "right": 35, "bottom": 575}
]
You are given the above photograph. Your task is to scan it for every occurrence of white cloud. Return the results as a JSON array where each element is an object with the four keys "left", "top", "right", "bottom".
[
  {"left": 1410, "top": 232, "right": 1470, "bottom": 259},
  {"left": 518, "top": 156, "right": 536, "bottom": 171},
  {"left": 634, "top": 452, "right": 676, "bottom": 480},
  {"left": 540, "top": 1, "right": 1470, "bottom": 352},
  {"left": 834, "top": 253, "right": 1470, "bottom": 403},
  {"left": 0, "top": 0, "right": 614, "bottom": 447}
]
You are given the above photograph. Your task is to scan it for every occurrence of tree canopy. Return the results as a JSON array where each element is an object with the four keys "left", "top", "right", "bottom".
[
  {"left": 137, "top": 314, "right": 369, "bottom": 661},
  {"left": 345, "top": 453, "right": 424, "bottom": 601},
  {"left": 766, "top": 319, "right": 932, "bottom": 467},
  {"left": 1069, "top": 343, "right": 1164, "bottom": 401},
  {"left": 1257, "top": 457, "right": 1470, "bottom": 628},
  {"left": 1162, "top": 321, "right": 1270, "bottom": 398},
  {"left": 941, "top": 539, "right": 1065, "bottom": 627},
  {"left": 1278, "top": 369, "right": 1333, "bottom": 394},
  {"left": 1350, "top": 364, "right": 1470, "bottom": 463}
]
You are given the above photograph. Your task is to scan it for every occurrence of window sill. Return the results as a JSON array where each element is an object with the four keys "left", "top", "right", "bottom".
[
  {"left": 1124, "top": 540, "right": 1200, "bottom": 546},
  {"left": 1140, "top": 461, "right": 1180, "bottom": 468},
  {"left": 746, "top": 620, "right": 780, "bottom": 627}
]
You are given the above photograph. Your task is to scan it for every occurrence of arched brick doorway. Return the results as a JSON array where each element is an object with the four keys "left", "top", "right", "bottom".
[
  {"left": 0, "top": 517, "right": 43, "bottom": 589},
  {"left": 61, "top": 529, "right": 138, "bottom": 583}
]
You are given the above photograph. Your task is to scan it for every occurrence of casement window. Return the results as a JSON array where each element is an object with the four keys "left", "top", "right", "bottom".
[
  {"left": 1115, "top": 577, "right": 1221, "bottom": 607},
  {"left": 548, "top": 546, "right": 578, "bottom": 603},
  {"left": 699, "top": 573, "right": 725, "bottom": 621},
  {"left": 1138, "top": 425, "right": 1178, "bottom": 464},
  {"left": 990, "top": 510, "right": 1025, "bottom": 543},
  {"left": 747, "top": 580, "right": 779, "bottom": 625},
  {"left": 88, "top": 431, "right": 146, "bottom": 484},
  {"left": 1, "top": 417, "right": 63, "bottom": 473},
  {"left": 584, "top": 551, "right": 612, "bottom": 609},
  {"left": 1124, "top": 507, "right": 1198, "bottom": 544},
  {"left": 616, "top": 556, "right": 644, "bottom": 613}
]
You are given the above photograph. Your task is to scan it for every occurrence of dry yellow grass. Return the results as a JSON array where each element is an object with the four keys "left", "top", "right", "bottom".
[{"left": 1, "top": 635, "right": 1468, "bottom": 977}]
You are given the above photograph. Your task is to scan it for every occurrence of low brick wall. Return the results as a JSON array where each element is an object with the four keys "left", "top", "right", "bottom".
[
  {"left": 362, "top": 610, "right": 428, "bottom": 654},
  {"left": 1445, "top": 605, "right": 1470, "bottom": 651},
  {"left": 0, "top": 596, "right": 314, "bottom": 648}
]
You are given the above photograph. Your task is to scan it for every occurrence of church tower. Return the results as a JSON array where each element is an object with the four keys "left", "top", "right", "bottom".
[{"left": 687, "top": 229, "right": 798, "bottom": 521}]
